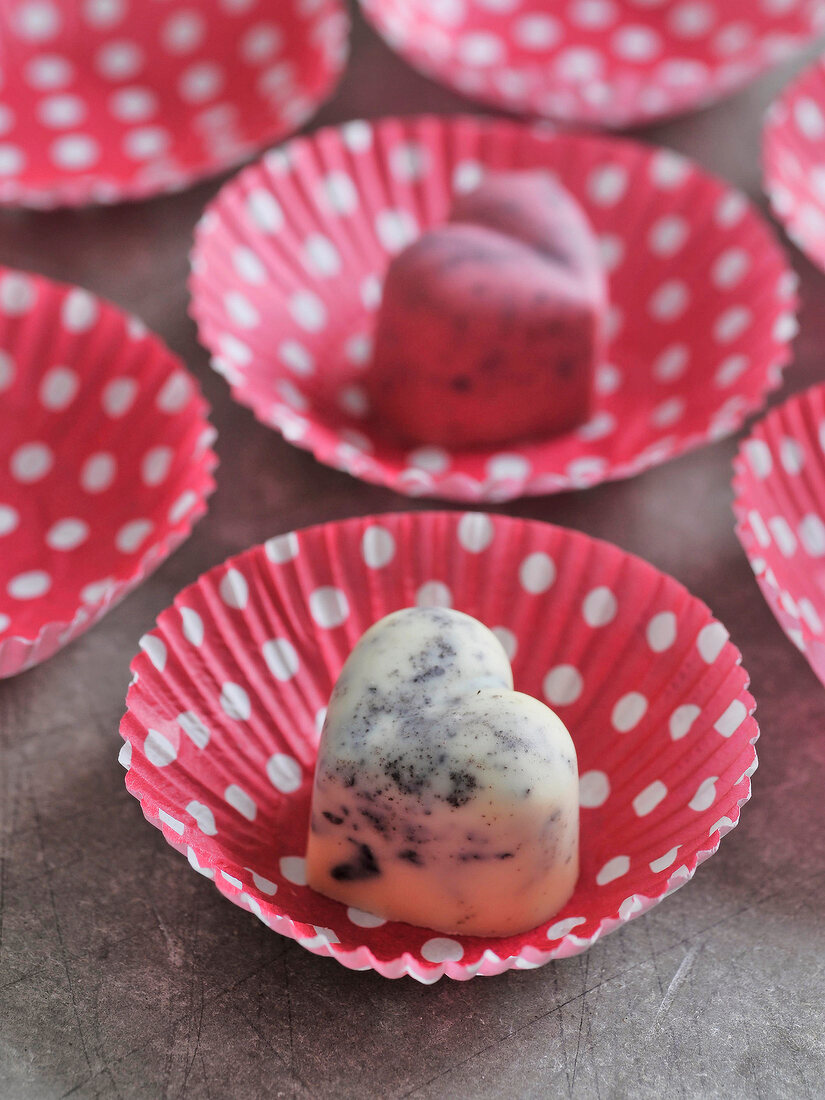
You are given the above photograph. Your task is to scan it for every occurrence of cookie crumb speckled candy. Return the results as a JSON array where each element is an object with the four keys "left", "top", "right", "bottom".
[
  {"left": 367, "top": 172, "right": 606, "bottom": 448},
  {"left": 306, "top": 607, "right": 579, "bottom": 937}
]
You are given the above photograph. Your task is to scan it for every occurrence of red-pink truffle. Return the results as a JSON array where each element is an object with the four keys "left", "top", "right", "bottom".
[{"left": 366, "top": 171, "right": 608, "bottom": 449}]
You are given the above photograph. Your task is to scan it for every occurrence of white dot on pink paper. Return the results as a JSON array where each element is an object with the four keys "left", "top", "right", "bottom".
[
  {"left": 279, "top": 856, "right": 306, "bottom": 885},
  {"left": 39, "top": 366, "right": 79, "bottom": 410},
  {"left": 51, "top": 134, "right": 100, "bottom": 170},
  {"left": 116, "top": 518, "right": 153, "bottom": 553},
  {"left": 162, "top": 10, "right": 206, "bottom": 54},
  {"left": 225, "top": 784, "right": 256, "bottom": 821},
  {"left": 688, "top": 776, "right": 718, "bottom": 812},
  {"left": 46, "top": 518, "right": 89, "bottom": 550},
  {"left": 123, "top": 127, "right": 170, "bottom": 161},
  {"left": 347, "top": 907, "right": 386, "bottom": 928},
  {"left": 0, "top": 274, "right": 35, "bottom": 314},
  {"left": 415, "top": 581, "right": 452, "bottom": 609},
  {"left": 543, "top": 664, "right": 583, "bottom": 706},
  {"left": 14, "top": 1, "right": 62, "bottom": 42},
  {"left": 220, "top": 682, "right": 251, "bottom": 721},
  {"left": 96, "top": 41, "right": 144, "bottom": 81},
  {"left": 11, "top": 442, "right": 53, "bottom": 483},
  {"left": 632, "top": 780, "right": 668, "bottom": 817},
  {"left": 697, "top": 621, "right": 728, "bottom": 663},
  {"left": 646, "top": 611, "right": 677, "bottom": 652},
  {"left": 179, "top": 62, "right": 224, "bottom": 104},
  {"left": 81, "top": 452, "right": 116, "bottom": 492},
  {"left": 0, "top": 505, "right": 19, "bottom": 536},
  {"left": 38, "top": 94, "right": 86, "bottom": 129},
  {"left": 579, "top": 770, "right": 610, "bottom": 808},
  {"left": 8, "top": 570, "right": 51, "bottom": 599},
  {"left": 26, "top": 54, "right": 74, "bottom": 90},
  {"left": 362, "top": 525, "right": 395, "bottom": 569},
  {"left": 179, "top": 606, "right": 204, "bottom": 647},
  {"left": 144, "top": 729, "right": 176, "bottom": 767},
  {"left": 582, "top": 586, "right": 617, "bottom": 627},
  {"left": 309, "top": 587, "right": 349, "bottom": 629},
  {"left": 262, "top": 637, "right": 300, "bottom": 680},
  {"left": 457, "top": 513, "right": 494, "bottom": 554},
  {"left": 519, "top": 552, "right": 556, "bottom": 594},
  {"left": 266, "top": 753, "right": 302, "bottom": 793},
  {"left": 109, "top": 86, "right": 158, "bottom": 123},
  {"left": 140, "top": 446, "right": 173, "bottom": 487},
  {"left": 219, "top": 568, "right": 248, "bottom": 610},
  {"left": 596, "top": 856, "right": 630, "bottom": 885},
  {"left": 611, "top": 692, "right": 648, "bottom": 732},
  {"left": 62, "top": 289, "right": 98, "bottom": 332},
  {"left": 421, "top": 937, "right": 464, "bottom": 963}
]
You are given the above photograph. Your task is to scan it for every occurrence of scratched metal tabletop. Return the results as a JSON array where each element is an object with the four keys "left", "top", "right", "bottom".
[{"left": 1, "top": 12, "right": 824, "bottom": 1099}]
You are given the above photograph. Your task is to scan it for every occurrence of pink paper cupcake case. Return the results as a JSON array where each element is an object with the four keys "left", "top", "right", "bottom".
[
  {"left": 190, "top": 115, "right": 796, "bottom": 503},
  {"left": 360, "top": 0, "right": 825, "bottom": 129},
  {"left": 0, "top": 266, "right": 217, "bottom": 677},
  {"left": 764, "top": 49, "right": 825, "bottom": 272},
  {"left": 733, "top": 383, "right": 825, "bottom": 686},
  {"left": 120, "top": 511, "right": 757, "bottom": 983},
  {"left": 0, "top": 0, "right": 349, "bottom": 207}
]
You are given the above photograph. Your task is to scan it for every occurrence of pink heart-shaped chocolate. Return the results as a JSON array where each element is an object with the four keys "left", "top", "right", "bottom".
[{"left": 366, "top": 171, "right": 608, "bottom": 449}]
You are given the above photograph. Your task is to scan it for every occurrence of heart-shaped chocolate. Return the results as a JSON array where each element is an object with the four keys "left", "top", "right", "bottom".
[
  {"left": 365, "top": 170, "right": 607, "bottom": 449},
  {"left": 306, "top": 607, "right": 579, "bottom": 937}
]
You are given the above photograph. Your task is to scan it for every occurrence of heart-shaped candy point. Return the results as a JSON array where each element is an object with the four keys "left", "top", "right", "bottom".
[
  {"left": 365, "top": 170, "right": 607, "bottom": 449},
  {"left": 306, "top": 608, "right": 579, "bottom": 938}
]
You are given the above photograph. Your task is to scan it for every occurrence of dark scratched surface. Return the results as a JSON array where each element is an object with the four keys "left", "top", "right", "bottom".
[{"left": 1, "top": 10, "right": 825, "bottom": 1099}]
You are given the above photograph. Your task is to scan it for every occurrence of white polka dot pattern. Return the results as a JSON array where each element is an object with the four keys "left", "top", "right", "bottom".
[
  {"left": 0, "top": 264, "right": 216, "bottom": 679},
  {"left": 121, "top": 512, "right": 757, "bottom": 982},
  {"left": 734, "top": 381, "right": 825, "bottom": 690},
  {"left": 191, "top": 116, "right": 795, "bottom": 504},
  {"left": 0, "top": 0, "right": 349, "bottom": 207},
  {"left": 360, "top": 0, "right": 822, "bottom": 129},
  {"left": 764, "top": 51, "right": 825, "bottom": 275}
]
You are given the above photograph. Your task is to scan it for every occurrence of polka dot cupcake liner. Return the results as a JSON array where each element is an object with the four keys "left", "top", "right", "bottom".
[
  {"left": 190, "top": 114, "right": 797, "bottom": 503},
  {"left": 0, "top": 0, "right": 349, "bottom": 207},
  {"left": 0, "top": 266, "right": 217, "bottom": 678},
  {"left": 120, "top": 511, "right": 758, "bottom": 983},
  {"left": 733, "top": 383, "right": 825, "bottom": 686},
  {"left": 359, "top": 0, "right": 825, "bottom": 130},
  {"left": 764, "top": 49, "right": 825, "bottom": 272}
]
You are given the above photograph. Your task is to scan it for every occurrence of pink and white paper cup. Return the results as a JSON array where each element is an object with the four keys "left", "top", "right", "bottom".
[
  {"left": 764, "top": 49, "right": 825, "bottom": 272},
  {"left": 0, "top": 266, "right": 216, "bottom": 677},
  {"left": 191, "top": 114, "right": 796, "bottom": 502},
  {"left": 121, "top": 511, "right": 758, "bottom": 983},
  {"left": 0, "top": 0, "right": 349, "bottom": 207},
  {"left": 360, "top": 0, "right": 825, "bottom": 129},
  {"left": 734, "top": 383, "right": 825, "bottom": 686}
]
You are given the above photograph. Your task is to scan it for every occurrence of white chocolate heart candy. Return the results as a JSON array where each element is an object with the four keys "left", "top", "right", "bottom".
[{"left": 305, "top": 607, "right": 579, "bottom": 938}]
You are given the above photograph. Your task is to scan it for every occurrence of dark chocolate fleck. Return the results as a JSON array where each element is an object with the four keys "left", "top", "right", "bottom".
[
  {"left": 446, "top": 769, "right": 478, "bottom": 808},
  {"left": 322, "top": 811, "right": 344, "bottom": 826},
  {"left": 331, "top": 843, "right": 380, "bottom": 882}
]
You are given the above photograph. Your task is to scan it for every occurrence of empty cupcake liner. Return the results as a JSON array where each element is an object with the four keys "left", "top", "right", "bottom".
[
  {"left": 360, "top": 0, "right": 825, "bottom": 130},
  {"left": 190, "top": 114, "right": 796, "bottom": 503},
  {"left": 733, "top": 383, "right": 825, "bottom": 685},
  {"left": 121, "top": 511, "right": 757, "bottom": 983},
  {"left": 0, "top": 266, "right": 216, "bottom": 677},
  {"left": 764, "top": 49, "right": 825, "bottom": 272},
  {"left": 0, "top": 0, "right": 349, "bottom": 207}
]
